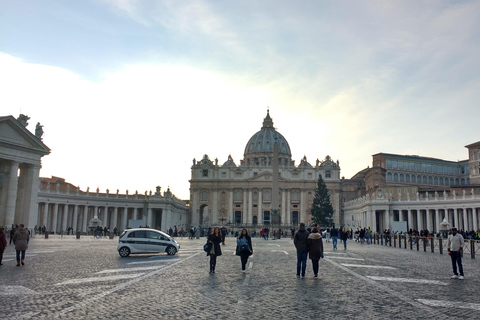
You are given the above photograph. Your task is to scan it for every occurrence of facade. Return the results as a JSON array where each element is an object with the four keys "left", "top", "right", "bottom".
[
  {"left": 342, "top": 144, "right": 480, "bottom": 233},
  {"left": 189, "top": 111, "right": 341, "bottom": 230},
  {"left": 466, "top": 141, "right": 480, "bottom": 184},
  {"left": 0, "top": 115, "right": 50, "bottom": 228},
  {"left": 0, "top": 114, "right": 189, "bottom": 234}
]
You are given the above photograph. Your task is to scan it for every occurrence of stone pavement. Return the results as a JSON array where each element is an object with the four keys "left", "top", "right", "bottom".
[{"left": 0, "top": 234, "right": 479, "bottom": 319}]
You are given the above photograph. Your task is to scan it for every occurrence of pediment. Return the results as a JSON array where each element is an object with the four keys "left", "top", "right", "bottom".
[
  {"left": 0, "top": 116, "right": 50, "bottom": 155},
  {"left": 247, "top": 171, "right": 287, "bottom": 182}
]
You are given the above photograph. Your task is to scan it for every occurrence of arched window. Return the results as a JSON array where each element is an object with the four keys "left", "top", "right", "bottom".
[
  {"left": 411, "top": 175, "right": 416, "bottom": 183},
  {"left": 461, "top": 178, "right": 465, "bottom": 185},
  {"left": 394, "top": 173, "right": 398, "bottom": 181},
  {"left": 399, "top": 174, "right": 404, "bottom": 182},
  {"left": 434, "top": 177, "right": 438, "bottom": 185},
  {"left": 428, "top": 176, "right": 433, "bottom": 184},
  {"left": 387, "top": 173, "right": 393, "bottom": 181},
  {"left": 455, "top": 178, "right": 459, "bottom": 185},
  {"left": 417, "top": 175, "right": 422, "bottom": 183},
  {"left": 423, "top": 176, "right": 427, "bottom": 184},
  {"left": 406, "top": 174, "right": 410, "bottom": 182},
  {"left": 439, "top": 177, "right": 444, "bottom": 185}
]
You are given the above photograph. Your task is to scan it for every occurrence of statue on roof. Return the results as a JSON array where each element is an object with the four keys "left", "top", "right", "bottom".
[
  {"left": 35, "top": 122, "right": 44, "bottom": 139},
  {"left": 17, "top": 114, "right": 30, "bottom": 127}
]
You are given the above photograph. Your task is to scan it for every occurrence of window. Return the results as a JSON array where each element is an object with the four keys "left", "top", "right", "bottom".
[
  {"left": 325, "top": 171, "right": 331, "bottom": 178},
  {"left": 128, "top": 231, "right": 146, "bottom": 238},
  {"left": 291, "top": 211, "right": 299, "bottom": 225},
  {"left": 235, "top": 191, "right": 242, "bottom": 201},
  {"left": 253, "top": 192, "right": 258, "bottom": 201},
  {"left": 292, "top": 191, "right": 298, "bottom": 201},
  {"left": 234, "top": 211, "right": 242, "bottom": 224},
  {"left": 411, "top": 175, "right": 416, "bottom": 183},
  {"left": 202, "top": 170, "right": 208, "bottom": 177},
  {"left": 399, "top": 174, "right": 404, "bottom": 182},
  {"left": 253, "top": 172, "right": 257, "bottom": 176},
  {"left": 412, "top": 188, "right": 416, "bottom": 194},
  {"left": 406, "top": 174, "right": 410, "bottom": 182},
  {"left": 264, "top": 191, "right": 271, "bottom": 201},
  {"left": 386, "top": 159, "right": 392, "bottom": 169},
  {"left": 222, "top": 172, "right": 226, "bottom": 178},
  {"left": 263, "top": 211, "right": 271, "bottom": 225},
  {"left": 387, "top": 172, "right": 392, "bottom": 181},
  {"left": 253, "top": 216, "right": 258, "bottom": 225},
  {"left": 394, "top": 173, "right": 398, "bottom": 181},
  {"left": 404, "top": 188, "right": 408, "bottom": 194}
]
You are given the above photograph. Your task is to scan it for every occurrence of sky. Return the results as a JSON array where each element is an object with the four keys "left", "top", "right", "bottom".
[{"left": 1, "top": 0, "right": 479, "bottom": 200}]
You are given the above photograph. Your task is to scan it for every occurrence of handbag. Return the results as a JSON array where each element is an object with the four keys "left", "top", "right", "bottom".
[{"left": 203, "top": 241, "right": 212, "bottom": 253}]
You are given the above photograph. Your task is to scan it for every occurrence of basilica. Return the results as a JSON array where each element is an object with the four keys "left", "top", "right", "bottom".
[{"left": 189, "top": 111, "right": 341, "bottom": 231}]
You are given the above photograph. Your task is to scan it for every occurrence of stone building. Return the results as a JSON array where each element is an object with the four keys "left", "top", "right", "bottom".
[
  {"left": 189, "top": 111, "right": 341, "bottom": 230},
  {"left": 0, "top": 114, "right": 188, "bottom": 234},
  {"left": 342, "top": 144, "right": 480, "bottom": 233}
]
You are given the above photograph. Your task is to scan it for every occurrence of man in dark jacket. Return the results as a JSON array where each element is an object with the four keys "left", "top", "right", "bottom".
[
  {"left": 330, "top": 227, "right": 338, "bottom": 249},
  {"left": 294, "top": 223, "right": 310, "bottom": 278}
]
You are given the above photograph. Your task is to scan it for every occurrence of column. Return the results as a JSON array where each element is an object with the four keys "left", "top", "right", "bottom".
[
  {"left": 473, "top": 208, "right": 478, "bottom": 231},
  {"left": 212, "top": 189, "right": 218, "bottom": 225},
  {"left": 112, "top": 207, "right": 119, "bottom": 230},
  {"left": 229, "top": 189, "right": 233, "bottom": 224},
  {"left": 286, "top": 190, "right": 291, "bottom": 224},
  {"left": 42, "top": 203, "right": 48, "bottom": 229},
  {"left": 407, "top": 209, "right": 413, "bottom": 231},
  {"left": 416, "top": 210, "right": 422, "bottom": 231},
  {"left": 122, "top": 207, "right": 129, "bottom": 230},
  {"left": 281, "top": 189, "right": 286, "bottom": 224},
  {"left": 453, "top": 208, "right": 459, "bottom": 229},
  {"left": 399, "top": 210, "right": 404, "bottom": 222},
  {"left": 258, "top": 189, "right": 263, "bottom": 223},
  {"left": 463, "top": 208, "right": 468, "bottom": 231},
  {"left": 5, "top": 161, "right": 19, "bottom": 226},
  {"left": 72, "top": 205, "right": 79, "bottom": 232},
  {"left": 51, "top": 203, "right": 59, "bottom": 233},
  {"left": 62, "top": 204, "right": 68, "bottom": 233},
  {"left": 248, "top": 189, "right": 253, "bottom": 224},
  {"left": 146, "top": 207, "right": 151, "bottom": 229},
  {"left": 243, "top": 189, "right": 248, "bottom": 224},
  {"left": 426, "top": 208, "right": 432, "bottom": 232},
  {"left": 300, "top": 189, "right": 305, "bottom": 223},
  {"left": 83, "top": 206, "right": 89, "bottom": 232},
  {"left": 435, "top": 209, "right": 440, "bottom": 233}
]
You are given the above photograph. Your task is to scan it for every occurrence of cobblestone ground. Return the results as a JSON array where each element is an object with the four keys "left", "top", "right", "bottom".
[{"left": 0, "top": 234, "right": 479, "bottom": 319}]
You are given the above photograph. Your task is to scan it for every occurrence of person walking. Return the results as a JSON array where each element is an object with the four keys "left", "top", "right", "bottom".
[
  {"left": 294, "top": 223, "right": 310, "bottom": 278},
  {"left": 307, "top": 227, "right": 324, "bottom": 279},
  {"left": 330, "top": 226, "right": 338, "bottom": 249},
  {"left": 13, "top": 224, "right": 29, "bottom": 266},
  {"left": 0, "top": 227, "right": 7, "bottom": 266},
  {"left": 447, "top": 227, "right": 465, "bottom": 280},
  {"left": 207, "top": 227, "right": 222, "bottom": 273},
  {"left": 236, "top": 229, "right": 253, "bottom": 273},
  {"left": 340, "top": 227, "right": 348, "bottom": 250}
]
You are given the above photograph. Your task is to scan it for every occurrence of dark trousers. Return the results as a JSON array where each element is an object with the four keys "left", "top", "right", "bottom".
[
  {"left": 240, "top": 254, "right": 249, "bottom": 270},
  {"left": 311, "top": 258, "right": 319, "bottom": 275},
  {"left": 0, "top": 248, "right": 4, "bottom": 264},
  {"left": 296, "top": 251, "right": 308, "bottom": 276},
  {"left": 16, "top": 250, "right": 26, "bottom": 262},
  {"left": 450, "top": 251, "right": 464, "bottom": 276},
  {"left": 209, "top": 254, "right": 217, "bottom": 271}
]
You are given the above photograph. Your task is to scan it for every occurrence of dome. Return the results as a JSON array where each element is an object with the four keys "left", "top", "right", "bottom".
[
  {"left": 244, "top": 111, "right": 292, "bottom": 157},
  {"left": 223, "top": 155, "right": 237, "bottom": 167}
]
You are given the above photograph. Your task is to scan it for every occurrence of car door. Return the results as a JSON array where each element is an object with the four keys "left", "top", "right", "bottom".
[
  {"left": 127, "top": 230, "right": 147, "bottom": 253},
  {"left": 145, "top": 231, "right": 168, "bottom": 254}
]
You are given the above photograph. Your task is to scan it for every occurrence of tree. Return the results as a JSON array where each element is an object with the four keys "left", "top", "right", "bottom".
[{"left": 310, "top": 174, "right": 334, "bottom": 226}]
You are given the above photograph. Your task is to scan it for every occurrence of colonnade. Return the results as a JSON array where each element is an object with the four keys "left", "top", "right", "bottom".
[{"left": 344, "top": 193, "right": 480, "bottom": 233}]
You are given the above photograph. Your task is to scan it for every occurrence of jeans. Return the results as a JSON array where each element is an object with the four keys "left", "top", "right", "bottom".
[
  {"left": 240, "top": 254, "right": 249, "bottom": 271},
  {"left": 209, "top": 254, "right": 217, "bottom": 271},
  {"left": 16, "top": 250, "right": 25, "bottom": 262},
  {"left": 450, "top": 251, "right": 464, "bottom": 276},
  {"left": 296, "top": 251, "right": 308, "bottom": 276},
  {"left": 343, "top": 239, "right": 347, "bottom": 248},
  {"left": 332, "top": 236, "right": 338, "bottom": 248}
]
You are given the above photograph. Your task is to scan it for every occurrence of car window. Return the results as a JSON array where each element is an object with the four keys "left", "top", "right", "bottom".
[
  {"left": 147, "top": 231, "right": 163, "bottom": 240},
  {"left": 127, "top": 231, "right": 147, "bottom": 238}
]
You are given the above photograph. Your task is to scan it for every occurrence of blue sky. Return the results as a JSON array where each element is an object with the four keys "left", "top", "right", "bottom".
[{"left": 1, "top": 0, "right": 479, "bottom": 199}]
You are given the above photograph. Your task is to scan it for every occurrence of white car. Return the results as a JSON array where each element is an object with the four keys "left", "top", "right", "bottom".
[{"left": 117, "top": 228, "right": 180, "bottom": 257}]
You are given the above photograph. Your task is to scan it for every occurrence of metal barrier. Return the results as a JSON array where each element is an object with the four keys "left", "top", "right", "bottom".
[{"left": 372, "top": 234, "right": 479, "bottom": 259}]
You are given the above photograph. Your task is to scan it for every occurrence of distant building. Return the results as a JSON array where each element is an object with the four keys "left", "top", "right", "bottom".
[
  {"left": 0, "top": 114, "right": 188, "bottom": 234},
  {"left": 189, "top": 111, "right": 341, "bottom": 230},
  {"left": 342, "top": 145, "right": 480, "bottom": 233}
]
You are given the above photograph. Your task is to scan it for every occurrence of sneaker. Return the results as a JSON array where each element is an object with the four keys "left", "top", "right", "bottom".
[
  {"left": 314, "top": 275, "right": 318, "bottom": 279},
  {"left": 296, "top": 275, "right": 300, "bottom": 278},
  {"left": 459, "top": 275, "right": 464, "bottom": 280},
  {"left": 301, "top": 275, "right": 305, "bottom": 279},
  {"left": 451, "top": 275, "right": 458, "bottom": 279},
  {"left": 242, "top": 270, "right": 245, "bottom": 273}
]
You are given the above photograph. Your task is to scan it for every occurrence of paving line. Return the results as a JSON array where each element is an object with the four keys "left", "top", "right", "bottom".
[
  {"left": 249, "top": 262, "right": 253, "bottom": 269},
  {"left": 341, "top": 264, "right": 396, "bottom": 270},
  {"left": 96, "top": 266, "right": 163, "bottom": 274},
  {"left": 416, "top": 299, "right": 480, "bottom": 311},
  {"left": 128, "top": 258, "right": 179, "bottom": 265},
  {"left": 270, "top": 250, "right": 289, "bottom": 255},
  {"left": 324, "top": 258, "right": 437, "bottom": 315},
  {"left": 49, "top": 252, "right": 202, "bottom": 319},
  {"left": 243, "top": 274, "right": 250, "bottom": 286},
  {"left": 325, "top": 256, "right": 363, "bottom": 261},
  {"left": 55, "top": 273, "right": 144, "bottom": 285},
  {"left": 366, "top": 276, "right": 448, "bottom": 286}
]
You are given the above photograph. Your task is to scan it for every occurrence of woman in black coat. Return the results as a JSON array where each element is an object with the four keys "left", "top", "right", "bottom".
[
  {"left": 307, "top": 227, "right": 324, "bottom": 278},
  {"left": 207, "top": 227, "right": 223, "bottom": 273},
  {"left": 237, "top": 229, "right": 253, "bottom": 273}
]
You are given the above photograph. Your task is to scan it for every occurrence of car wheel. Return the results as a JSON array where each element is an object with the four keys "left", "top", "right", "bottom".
[
  {"left": 119, "top": 246, "right": 131, "bottom": 257},
  {"left": 166, "top": 245, "right": 177, "bottom": 255}
]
